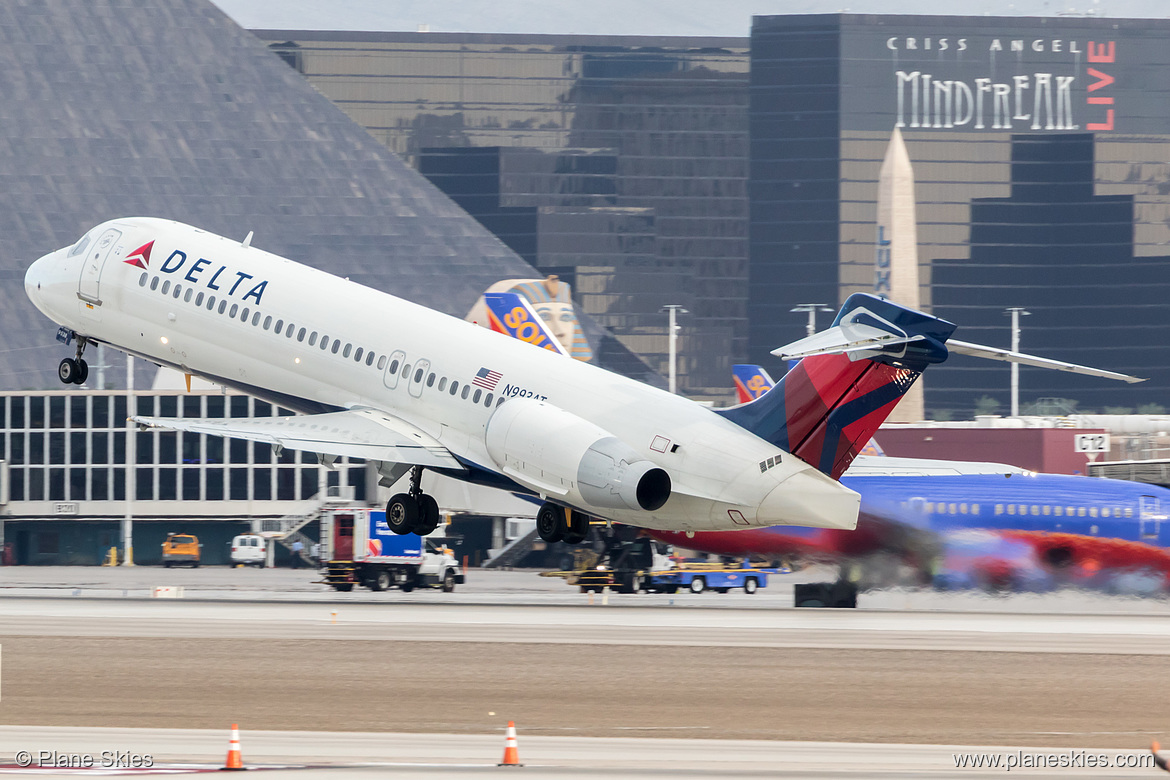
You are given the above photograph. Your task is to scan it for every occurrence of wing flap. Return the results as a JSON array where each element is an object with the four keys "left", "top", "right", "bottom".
[{"left": 131, "top": 407, "right": 464, "bottom": 470}]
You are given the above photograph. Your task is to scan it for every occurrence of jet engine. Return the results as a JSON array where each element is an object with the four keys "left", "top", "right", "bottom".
[{"left": 485, "top": 398, "right": 671, "bottom": 512}]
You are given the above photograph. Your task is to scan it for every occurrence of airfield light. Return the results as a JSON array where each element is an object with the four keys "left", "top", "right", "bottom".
[
  {"left": 661, "top": 305, "right": 688, "bottom": 394},
  {"left": 1005, "top": 307, "right": 1031, "bottom": 416},
  {"left": 790, "top": 303, "right": 834, "bottom": 337}
]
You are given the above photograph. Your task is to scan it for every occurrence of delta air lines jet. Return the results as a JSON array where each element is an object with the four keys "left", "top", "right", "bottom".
[{"left": 24, "top": 218, "right": 1141, "bottom": 544}]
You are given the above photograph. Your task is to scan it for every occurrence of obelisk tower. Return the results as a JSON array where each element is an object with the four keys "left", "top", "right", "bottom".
[{"left": 875, "top": 127, "right": 924, "bottom": 422}]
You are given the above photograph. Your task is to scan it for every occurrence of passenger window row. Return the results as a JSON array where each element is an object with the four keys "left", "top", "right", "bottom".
[
  {"left": 900, "top": 497, "right": 1135, "bottom": 519},
  {"left": 141, "top": 272, "right": 384, "bottom": 370},
  {"left": 141, "top": 272, "right": 505, "bottom": 411},
  {"left": 385, "top": 357, "right": 502, "bottom": 409}
]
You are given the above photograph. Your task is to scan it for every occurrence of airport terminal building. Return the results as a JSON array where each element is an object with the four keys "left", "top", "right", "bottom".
[{"left": 0, "top": 389, "right": 368, "bottom": 566}]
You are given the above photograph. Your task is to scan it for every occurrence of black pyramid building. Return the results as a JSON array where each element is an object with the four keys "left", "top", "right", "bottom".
[{"left": 0, "top": 0, "right": 657, "bottom": 390}]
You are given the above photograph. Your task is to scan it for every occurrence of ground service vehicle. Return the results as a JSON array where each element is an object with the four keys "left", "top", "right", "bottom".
[
  {"left": 161, "top": 533, "right": 200, "bottom": 568},
  {"left": 570, "top": 534, "right": 770, "bottom": 594},
  {"left": 322, "top": 508, "right": 463, "bottom": 593},
  {"left": 230, "top": 533, "right": 266, "bottom": 567}
]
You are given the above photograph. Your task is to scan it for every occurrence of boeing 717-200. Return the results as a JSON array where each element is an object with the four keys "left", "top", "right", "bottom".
[{"left": 24, "top": 217, "right": 1141, "bottom": 544}]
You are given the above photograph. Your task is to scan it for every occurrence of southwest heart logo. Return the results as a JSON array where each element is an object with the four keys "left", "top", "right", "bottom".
[{"left": 124, "top": 240, "right": 154, "bottom": 269}]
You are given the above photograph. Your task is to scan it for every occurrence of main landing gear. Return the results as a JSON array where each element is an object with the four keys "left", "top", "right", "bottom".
[
  {"left": 536, "top": 502, "right": 590, "bottom": 545},
  {"left": 57, "top": 335, "right": 89, "bottom": 385},
  {"left": 386, "top": 466, "right": 441, "bottom": 536}
]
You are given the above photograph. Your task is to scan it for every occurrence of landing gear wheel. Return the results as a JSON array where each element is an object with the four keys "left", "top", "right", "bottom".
[
  {"left": 58, "top": 358, "right": 80, "bottom": 384},
  {"left": 386, "top": 493, "right": 419, "bottom": 535},
  {"left": 74, "top": 359, "right": 89, "bottom": 385},
  {"left": 689, "top": 577, "right": 707, "bottom": 594},
  {"left": 536, "top": 503, "right": 566, "bottom": 543},
  {"left": 371, "top": 570, "right": 391, "bottom": 592},
  {"left": 744, "top": 577, "right": 759, "bottom": 595},
  {"left": 562, "top": 513, "right": 589, "bottom": 545},
  {"left": 414, "top": 494, "right": 441, "bottom": 536},
  {"left": 441, "top": 569, "right": 457, "bottom": 593}
]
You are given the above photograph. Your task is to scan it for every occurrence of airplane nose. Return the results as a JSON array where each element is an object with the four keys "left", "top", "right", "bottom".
[
  {"left": 25, "top": 254, "right": 48, "bottom": 302},
  {"left": 759, "top": 469, "right": 860, "bottom": 531},
  {"left": 25, "top": 249, "right": 65, "bottom": 313}
]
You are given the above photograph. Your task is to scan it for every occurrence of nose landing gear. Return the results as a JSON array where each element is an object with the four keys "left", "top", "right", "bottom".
[
  {"left": 386, "top": 465, "right": 441, "bottom": 536},
  {"left": 57, "top": 336, "right": 90, "bottom": 385}
]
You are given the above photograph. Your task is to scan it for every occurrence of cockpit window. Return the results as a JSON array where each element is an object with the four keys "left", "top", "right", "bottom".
[{"left": 67, "top": 233, "right": 93, "bottom": 258}]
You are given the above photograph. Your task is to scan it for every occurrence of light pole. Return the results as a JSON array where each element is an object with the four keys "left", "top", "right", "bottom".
[
  {"left": 790, "top": 303, "right": 834, "bottom": 337},
  {"left": 123, "top": 353, "right": 135, "bottom": 565},
  {"left": 662, "top": 305, "right": 687, "bottom": 394},
  {"left": 1006, "top": 307, "right": 1030, "bottom": 417}
]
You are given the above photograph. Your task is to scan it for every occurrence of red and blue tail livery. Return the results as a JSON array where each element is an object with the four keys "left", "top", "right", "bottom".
[
  {"left": 718, "top": 294, "right": 956, "bottom": 479},
  {"left": 718, "top": 292, "right": 1137, "bottom": 479}
]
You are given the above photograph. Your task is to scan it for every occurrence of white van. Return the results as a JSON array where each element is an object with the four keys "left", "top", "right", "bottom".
[{"left": 230, "top": 534, "right": 267, "bottom": 567}]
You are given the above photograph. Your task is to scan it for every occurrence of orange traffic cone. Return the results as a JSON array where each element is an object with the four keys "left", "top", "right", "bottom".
[
  {"left": 223, "top": 723, "right": 244, "bottom": 770},
  {"left": 498, "top": 721, "right": 523, "bottom": 767},
  {"left": 1152, "top": 740, "right": 1168, "bottom": 772}
]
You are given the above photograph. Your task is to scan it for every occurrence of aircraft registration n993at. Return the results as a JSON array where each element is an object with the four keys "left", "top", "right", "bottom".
[{"left": 24, "top": 217, "right": 1143, "bottom": 544}]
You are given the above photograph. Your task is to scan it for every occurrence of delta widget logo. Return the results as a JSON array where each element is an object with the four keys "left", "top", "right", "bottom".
[{"left": 124, "top": 240, "right": 154, "bottom": 269}]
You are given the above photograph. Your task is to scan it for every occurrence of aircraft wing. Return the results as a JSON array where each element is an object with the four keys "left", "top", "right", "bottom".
[{"left": 131, "top": 407, "right": 464, "bottom": 470}]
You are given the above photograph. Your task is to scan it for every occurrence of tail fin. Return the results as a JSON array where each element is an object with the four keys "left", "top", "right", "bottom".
[
  {"left": 716, "top": 294, "right": 955, "bottom": 479},
  {"left": 732, "top": 364, "right": 775, "bottom": 404},
  {"left": 482, "top": 292, "right": 570, "bottom": 356}
]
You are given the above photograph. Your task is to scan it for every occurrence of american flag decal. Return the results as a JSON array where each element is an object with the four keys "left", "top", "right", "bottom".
[{"left": 473, "top": 367, "right": 502, "bottom": 391}]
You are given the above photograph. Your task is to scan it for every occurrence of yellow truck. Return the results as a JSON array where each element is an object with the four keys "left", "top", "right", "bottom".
[{"left": 161, "top": 533, "right": 201, "bottom": 568}]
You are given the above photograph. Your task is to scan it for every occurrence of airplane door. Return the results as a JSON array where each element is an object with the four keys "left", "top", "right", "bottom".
[
  {"left": 382, "top": 350, "right": 406, "bottom": 390},
  {"left": 1140, "top": 495, "right": 1162, "bottom": 539},
  {"left": 408, "top": 358, "right": 430, "bottom": 398},
  {"left": 78, "top": 228, "right": 122, "bottom": 303}
]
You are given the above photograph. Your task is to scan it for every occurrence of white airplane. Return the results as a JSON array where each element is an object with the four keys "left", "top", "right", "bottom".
[{"left": 24, "top": 218, "right": 1142, "bottom": 544}]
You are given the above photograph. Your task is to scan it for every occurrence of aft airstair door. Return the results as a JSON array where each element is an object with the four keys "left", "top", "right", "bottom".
[
  {"left": 78, "top": 228, "right": 122, "bottom": 304},
  {"left": 1139, "top": 495, "right": 1162, "bottom": 539}
]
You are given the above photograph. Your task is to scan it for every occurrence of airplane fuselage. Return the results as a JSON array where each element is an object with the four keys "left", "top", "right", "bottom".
[
  {"left": 652, "top": 472, "right": 1170, "bottom": 565},
  {"left": 25, "top": 217, "right": 859, "bottom": 533}
]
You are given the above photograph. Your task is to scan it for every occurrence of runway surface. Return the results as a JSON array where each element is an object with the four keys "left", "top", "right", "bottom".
[
  {"left": 1, "top": 595, "right": 1169, "bottom": 748},
  {"left": 1, "top": 568, "right": 1168, "bottom": 773},
  {"left": 0, "top": 726, "right": 1161, "bottom": 779},
  {"left": 2, "top": 593, "right": 1170, "bottom": 653},
  {"left": 5, "top": 566, "right": 1170, "bottom": 614}
]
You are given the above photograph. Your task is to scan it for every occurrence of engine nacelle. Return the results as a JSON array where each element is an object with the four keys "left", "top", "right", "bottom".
[{"left": 485, "top": 398, "right": 671, "bottom": 512}]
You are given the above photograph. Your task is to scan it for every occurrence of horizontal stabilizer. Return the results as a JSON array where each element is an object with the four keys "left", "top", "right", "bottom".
[
  {"left": 946, "top": 339, "right": 1145, "bottom": 384},
  {"left": 771, "top": 326, "right": 925, "bottom": 362},
  {"left": 131, "top": 407, "right": 463, "bottom": 470}
]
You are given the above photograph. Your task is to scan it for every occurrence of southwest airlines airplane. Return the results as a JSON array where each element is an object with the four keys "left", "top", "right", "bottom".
[{"left": 24, "top": 217, "right": 1140, "bottom": 546}]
